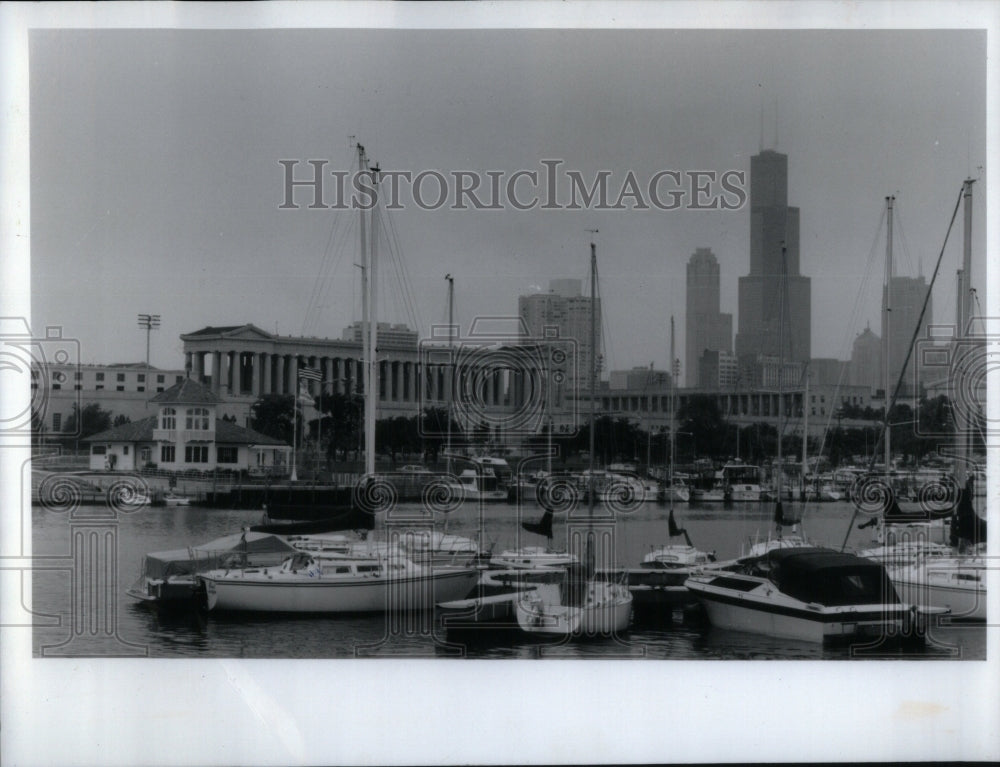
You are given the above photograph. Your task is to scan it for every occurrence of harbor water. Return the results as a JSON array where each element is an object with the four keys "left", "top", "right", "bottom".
[{"left": 30, "top": 499, "right": 986, "bottom": 659}]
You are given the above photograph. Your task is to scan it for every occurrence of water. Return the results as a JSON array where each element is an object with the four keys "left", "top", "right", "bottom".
[{"left": 31, "top": 500, "right": 985, "bottom": 659}]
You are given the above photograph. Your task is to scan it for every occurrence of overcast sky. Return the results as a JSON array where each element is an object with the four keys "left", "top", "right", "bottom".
[{"left": 30, "top": 28, "right": 987, "bottom": 375}]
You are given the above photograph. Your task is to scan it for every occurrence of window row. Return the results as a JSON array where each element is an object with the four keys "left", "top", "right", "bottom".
[
  {"left": 158, "top": 445, "right": 238, "bottom": 464},
  {"left": 159, "top": 407, "right": 211, "bottom": 430}
]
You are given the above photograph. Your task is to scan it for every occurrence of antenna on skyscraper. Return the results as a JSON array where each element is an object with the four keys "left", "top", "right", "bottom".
[
  {"left": 773, "top": 98, "right": 779, "bottom": 150},
  {"left": 758, "top": 91, "right": 764, "bottom": 152}
]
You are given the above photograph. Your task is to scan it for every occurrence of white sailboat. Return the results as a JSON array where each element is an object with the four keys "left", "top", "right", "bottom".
[
  {"left": 516, "top": 239, "right": 632, "bottom": 636},
  {"left": 199, "top": 144, "right": 478, "bottom": 614}
]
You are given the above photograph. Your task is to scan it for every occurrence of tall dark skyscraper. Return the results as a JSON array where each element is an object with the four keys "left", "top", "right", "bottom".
[
  {"left": 735, "top": 150, "right": 811, "bottom": 364},
  {"left": 685, "top": 248, "right": 732, "bottom": 387}
]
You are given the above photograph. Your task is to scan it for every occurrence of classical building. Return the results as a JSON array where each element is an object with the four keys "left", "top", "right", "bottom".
[
  {"left": 518, "top": 279, "right": 602, "bottom": 394},
  {"left": 84, "top": 378, "right": 289, "bottom": 473},
  {"left": 179, "top": 323, "right": 559, "bottom": 437},
  {"left": 574, "top": 382, "right": 873, "bottom": 438},
  {"left": 685, "top": 248, "right": 732, "bottom": 387},
  {"left": 735, "top": 149, "right": 812, "bottom": 365}
]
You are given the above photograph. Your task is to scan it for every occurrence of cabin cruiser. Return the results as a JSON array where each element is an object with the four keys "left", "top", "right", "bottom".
[{"left": 685, "top": 547, "right": 947, "bottom": 643}]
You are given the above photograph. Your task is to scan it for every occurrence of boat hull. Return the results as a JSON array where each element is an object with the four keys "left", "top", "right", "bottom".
[
  {"left": 201, "top": 567, "right": 478, "bottom": 613},
  {"left": 686, "top": 578, "right": 915, "bottom": 643},
  {"left": 515, "top": 582, "right": 632, "bottom": 636},
  {"left": 888, "top": 559, "right": 986, "bottom": 621}
]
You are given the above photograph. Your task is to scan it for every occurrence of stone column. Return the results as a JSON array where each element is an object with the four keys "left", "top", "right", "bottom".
[
  {"left": 221, "top": 351, "right": 231, "bottom": 395},
  {"left": 263, "top": 353, "right": 272, "bottom": 395},
  {"left": 324, "top": 357, "right": 333, "bottom": 390},
  {"left": 195, "top": 352, "right": 206, "bottom": 382},
  {"left": 233, "top": 351, "right": 244, "bottom": 396}
]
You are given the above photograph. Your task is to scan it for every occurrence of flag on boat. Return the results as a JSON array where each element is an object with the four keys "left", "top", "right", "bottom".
[
  {"left": 299, "top": 366, "right": 323, "bottom": 382},
  {"left": 668, "top": 509, "right": 682, "bottom": 538}
]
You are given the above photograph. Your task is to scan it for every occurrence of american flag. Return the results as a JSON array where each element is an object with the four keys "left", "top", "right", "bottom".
[{"left": 298, "top": 366, "right": 323, "bottom": 382}]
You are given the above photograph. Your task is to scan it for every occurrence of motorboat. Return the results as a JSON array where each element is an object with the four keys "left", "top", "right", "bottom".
[
  {"left": 721, "top": 460, "right": 762, "bottom": 502},
  {"left": 516, "top": 565, "right": 632, "bottom": 636},
  {"left": 163, "top": 492, "right": 192, "bottom": 506},
  {"left": 446, "top": 468, "right": 508, "bottom": 502},
  {"left": 642, "top": 544, "right": 715, "bottom": 570},
  {"left": 884, "top": 554, "right": 986, "bottom": 621},
  {"left": 126, "top": 531, "right": 298, "bottom": 606},
  {"left": 684, "top": 547, "right": 948, "bottom": 643},
  {"left": 199, "top": 551, "right": 479, "bottom": 613}
]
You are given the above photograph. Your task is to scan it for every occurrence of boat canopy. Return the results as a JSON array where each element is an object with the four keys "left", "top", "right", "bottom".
[
  {"left": 141, "top": 532, "right": 297, "bottom": 580},
  {"left": 759, "top": 548, "right": 900, "bottom": 607}
]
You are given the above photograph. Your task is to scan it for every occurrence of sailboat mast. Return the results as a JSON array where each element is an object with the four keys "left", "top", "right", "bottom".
[
  {"left": 669, "top": 315, "right": 676, "bottom": 514},
  {"left": 365, "top": 162, "right": 380, "bottom": 477},
  {"left": 445, "top": 274, "right": 454, "bottom": 475},
  {"left": 956, "top": 179, "right": 975, "bottom": 487},
  {"left": 776, "top": 243, "right": 786, "bottom": 503},
  {"left": 356, "top": 144, "right": 369, "bottom": 472},
  {"left": 802, "top": 369, "right": 809, "bottom": 494},
  {"left": 586, "top": 239, "right": 597, "bottom": 576},
  {"left": 883, "top": 195, "right": 894, "bottom": 478}
]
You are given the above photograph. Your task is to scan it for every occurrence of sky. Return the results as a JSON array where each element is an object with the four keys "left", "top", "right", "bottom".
[{"left": 29, "top": 28, "right": 988, "bottom": 379}]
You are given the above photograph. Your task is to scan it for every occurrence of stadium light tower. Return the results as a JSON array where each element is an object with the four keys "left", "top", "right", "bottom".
[{"left": 137, "top": 314, "right": 161, "bottom": 368}]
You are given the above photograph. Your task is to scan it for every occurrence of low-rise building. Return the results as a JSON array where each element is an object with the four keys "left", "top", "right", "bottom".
[{"left": 84, "top": 377, "right": 289, "bottom": 473}]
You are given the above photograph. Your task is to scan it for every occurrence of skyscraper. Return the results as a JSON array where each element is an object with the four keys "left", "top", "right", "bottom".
[
  {"left": 848, "top": 323, "right": 881, "bottom": 392},
  {"left": 883, "top": 275, "right": 931, "bottom": 394},
  {"left": 685, "top": 247, "right": 732, "bottom": 387},
  {"left": 735, "top": 150, "right": 812, "bottom": 365},
  {"left": 518, "top": 279, "right": 602, "bottom": 395}
]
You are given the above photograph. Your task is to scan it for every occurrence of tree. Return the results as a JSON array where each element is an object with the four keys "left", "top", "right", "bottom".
[
  {"left": 62, "top": 403, "right": 113, "bottom": 439},
  {"left": 250, "top": 394, "right": 296, "bottom": 444},
  {"left": 312, "top": 392, "right": 362, "bottom": 461},
  {"left": 676, "top": 395, "right": 728, "bottom": 459}
]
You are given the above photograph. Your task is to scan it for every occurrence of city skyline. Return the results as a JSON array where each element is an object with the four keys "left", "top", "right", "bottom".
[{"left": 27, "top": 28, "right": 987, "bottom": 382}]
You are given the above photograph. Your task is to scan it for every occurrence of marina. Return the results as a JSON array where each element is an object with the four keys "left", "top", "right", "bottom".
[{"left": 31, "top": 498, "right": 985, "bottom": 659}]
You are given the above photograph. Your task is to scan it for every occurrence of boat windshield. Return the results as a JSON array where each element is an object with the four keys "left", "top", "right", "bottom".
[{"left": 773, "top": 563, "right": 899, "bottom": 606}]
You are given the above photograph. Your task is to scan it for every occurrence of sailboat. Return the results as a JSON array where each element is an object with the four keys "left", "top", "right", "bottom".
[
  {"left": 516, "top": 239, "right": 633, "bottom": 636},
  {"left": 853, "top": 182, "right": 987, "bottom": 620},
  {"left": 642, "top": 317, "right": 714, "bottom": 571},
  {"left": 199, "top": 145, "right": 479, "bottom": 613}
]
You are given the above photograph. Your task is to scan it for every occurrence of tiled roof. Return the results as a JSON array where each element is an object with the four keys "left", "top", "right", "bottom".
[
  {"left": 83, "top": 416, "right": 157, "bottom": 443},
  {"left": 214, "top": 420, "right": 286, "bottom": 446},
  {"left": 85, "top": 416, "right": 288, "bottom": 447},
  {"left": 149, "top": 377, "right": 221, "bottom": 405}
]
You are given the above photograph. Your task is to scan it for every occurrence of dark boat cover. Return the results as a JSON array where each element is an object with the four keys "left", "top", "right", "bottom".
[{"left": 756, "top": 547, "right": 900, "bottom": 607}]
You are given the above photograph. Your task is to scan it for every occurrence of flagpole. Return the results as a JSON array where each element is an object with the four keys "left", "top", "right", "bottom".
[{"left": 291, "top": 381, "right": 298, "bottom": 482}]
